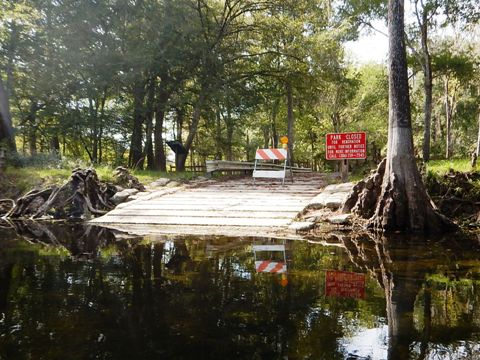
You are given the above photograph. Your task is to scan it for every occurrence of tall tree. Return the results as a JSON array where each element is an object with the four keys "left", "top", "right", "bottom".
[
  {"left": 344, "top": 0, "right": 454, "bottom": 234},
  {"left": 432, "top": 45, "right": 474, "bottom": 159},
  {"left": 0, "top": 77, "right": 16, "bottom": 151},
  {"left": 408, "top": 0, "right": 480, "bottom": 162},
  {"left": 411, "top": 0, "right": 436, "bottom": 162}
]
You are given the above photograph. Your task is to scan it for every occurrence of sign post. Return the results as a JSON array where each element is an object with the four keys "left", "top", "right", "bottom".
[{"left": 326, "top": 132, "right": 367, "bottom": 181}]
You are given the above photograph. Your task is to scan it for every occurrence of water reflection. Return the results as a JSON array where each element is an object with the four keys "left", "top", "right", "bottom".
[
  {"left": 340, "top": 232, "right": 480, "bottom": 360},
  {"left": 0, "top": 222, "right": 479, "bottom": 359}
]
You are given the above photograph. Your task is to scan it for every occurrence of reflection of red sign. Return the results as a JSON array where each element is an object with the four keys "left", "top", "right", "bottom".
[
  {"left": 326, "top": 132, "right": 367, "bottom": 160},
  {"left": 325, "top": 270, "right": 365, "bottom": 299}
]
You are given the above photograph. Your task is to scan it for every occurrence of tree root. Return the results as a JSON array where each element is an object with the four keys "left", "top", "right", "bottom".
[
  {"left": 5, "top": 168, "right": 117, "bottom": 220},
  {"left": 114, "top": 166, "right": 146, "bottom": 191},
  {"left": 342, "top": 158, "right": 457, "bottom": 234},
  {"left": 342, "top": 159, "right": 386, "bottom": 218},
  {"left": 0, "top": 198, "right": 15, "bottom": 216}
]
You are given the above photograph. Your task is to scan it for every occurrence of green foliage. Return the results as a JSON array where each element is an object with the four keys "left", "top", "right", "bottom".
[
  {"left": 2, "top": 0, "right": 477, "bottom": 175},
  {"left": 426, "top": 158, "right": 472, "bottom": 175}
]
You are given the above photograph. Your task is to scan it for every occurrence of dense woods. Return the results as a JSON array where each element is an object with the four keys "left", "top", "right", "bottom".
[{"left": 0, "top": 0, "right": 477, "bottom": 172}]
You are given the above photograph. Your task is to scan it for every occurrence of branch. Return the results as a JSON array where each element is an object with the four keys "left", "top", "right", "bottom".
[{"left": 360, "top": 20, "right": 388, "bottom": 38}]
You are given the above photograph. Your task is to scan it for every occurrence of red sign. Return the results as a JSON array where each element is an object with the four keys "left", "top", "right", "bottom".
[
  {"left": 326, "top": 132, "right": 367, "bottom": 160},
  {"left": 325, "top": 270, "right": 366, "bottom": 299}
]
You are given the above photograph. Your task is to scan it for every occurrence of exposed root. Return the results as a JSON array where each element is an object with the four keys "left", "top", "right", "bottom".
[
  {"left": 6, "top": 168, "right": 117, "bottom": 220},
  {"left": 0, "top": 198, "right": 15, "bottom": 216},
  {"left": 114, "top": 166, "right": 146, "bottom": 191},
  {"left": 342, "top": 158, "right": 457, "bottom": 234},
  {"left": 342, "top": 159, "right": 386, "bottom": 218}
]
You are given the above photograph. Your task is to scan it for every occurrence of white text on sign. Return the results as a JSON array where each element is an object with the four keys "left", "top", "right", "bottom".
[{"left": 325, "top": 132, "right": 367, "bottom": 160}]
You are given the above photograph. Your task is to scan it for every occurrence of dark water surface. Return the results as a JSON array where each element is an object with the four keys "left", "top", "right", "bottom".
[{"left": 1, "top": 222, "right": 480, "bottom": 360}]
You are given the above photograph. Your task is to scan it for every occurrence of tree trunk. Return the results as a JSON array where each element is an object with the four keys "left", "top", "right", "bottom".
[
  {"left": 476, "top": 109, "right": 480, "bottom": 158},
  {"left": 145, "top": 79, "right": 155, "bottom": 170},
  {"left": 177, "top": 86, "right": 207, "bottom": 171},
  {"left": 432, "top": 114, "right": 438, "bottom": 144},
  {"left": 262, "top": 126, "right": 270, "bottom": 149},
  {"left": 50, "top": 135, "right": 60, "bottom": 154},
  {"left": 175, "top": 107, "right": 185, "bottom": 170},
  {"left": 154, "top": 85, "right": 169, "bottom": 172},
  {"left": 445, "top": 79, "right": 452, "bottom": 159},
  {"left": 130, "top": 80, "right": 146, "bottom": 168},
  {"left": 98, "top": 89, "right": 107, "bottom": 164},
  {"left": 215, "top": 107, "right": 223, "bottom": 159},
  {"left": 225, "top": 107, "right": 234, "bottom": 161},
  {"left": 27, "top": 101, "right": 39, "bottom": 156},
  {"left": 0, "top": 78, "right": 16, "bottom": 152},
  {"left": 345, "top": 0, "right": 454, "bottom": 234},
  {"left": 286, "top": 81, "right": 295, "bottom": 166},
  {"left": 420, "top": 15, "right": 432, "bottom": 163},
  {"left": 89, "top": 98, "right": 100, "bottom": 163},
  {"left": 271, "top": 98, "right": 279, "bottom": 148}
]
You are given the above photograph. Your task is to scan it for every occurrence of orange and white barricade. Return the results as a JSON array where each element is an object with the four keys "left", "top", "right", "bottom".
[
  {"left": 253, "top": 243, "right": 287, "bottom": 274},
  {"left": 253, "top": 148, "right": 289, "bottom": 185},
  {"left": 255, "top": 260, "right": 287, "bottom": 273}
]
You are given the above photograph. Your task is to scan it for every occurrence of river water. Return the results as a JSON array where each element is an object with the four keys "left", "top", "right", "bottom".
[{"left": 0, "top": 222, "right": 479, "bottom": 360}]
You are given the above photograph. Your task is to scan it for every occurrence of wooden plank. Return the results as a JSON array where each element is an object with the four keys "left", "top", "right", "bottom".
[
  {"left": 92, "top": 223, "right": 306, "bottom": 240},
  {"left": 114, "top": 204, "right": 304, "bottom": 211},
  {"left": 92, "top": 215, "right": 291, "bottom": 227},
  {"left": 91, "top": 173, "right": 329, "bottom": 235},
  {"left": 107, "top": 209, "right": 298, "bottom": 218},
  {"left": 191, "top": 189, "right": 320, "bottom": 194},
  {"left": 181, "top": 189, "right": 318, "bottom": 194},
  {"left": 127, "top": 199, "right": 308, "bottom": 206},
  {"left": 165, "top": 192, "right": 309, "bottom": 199}
]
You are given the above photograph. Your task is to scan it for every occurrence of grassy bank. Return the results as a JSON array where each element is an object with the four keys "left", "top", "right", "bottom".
[
  {"left": 0, "top": 165, "right": 198, "bottom": 200},
  {"left": 426, "top": 158, "right": 472, "bottom": 175}
]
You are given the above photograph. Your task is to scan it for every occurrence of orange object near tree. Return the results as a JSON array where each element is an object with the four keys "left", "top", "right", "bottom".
[{"left": 280, "top": 136, "right": 288, "bottom": 144}]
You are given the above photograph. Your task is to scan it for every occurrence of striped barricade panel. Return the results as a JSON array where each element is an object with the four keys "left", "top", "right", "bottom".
[
  {"left": 255, "top": 261, "right": 287, "bottom": 274},
  {"left": 255, "top": 148, "right": 287, "bottom": 160}
]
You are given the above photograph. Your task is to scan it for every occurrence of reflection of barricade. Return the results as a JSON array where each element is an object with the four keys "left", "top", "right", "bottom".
[{"left": 253, "top": 242, "right": 287, "bottom": 274}]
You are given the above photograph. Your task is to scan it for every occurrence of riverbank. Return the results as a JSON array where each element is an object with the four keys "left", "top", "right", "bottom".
[
  {"left": 2, "top": 158, "right": 480, "bottom": 231},
  {"left": 299, "top": 159, "right": 480, "bottom": 234},
  {"left": 0, "top": 166, "right": 197, "bottom": 200}
]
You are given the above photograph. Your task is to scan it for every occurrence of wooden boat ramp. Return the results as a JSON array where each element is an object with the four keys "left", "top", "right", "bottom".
[{"left": 90, "top": 173, "right": 343, "bottom": 238}]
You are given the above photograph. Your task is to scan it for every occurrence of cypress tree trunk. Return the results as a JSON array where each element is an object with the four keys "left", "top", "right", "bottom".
[
  {"left": 344, "top": 0, "right": 455, "bottom": 234},
  {"left": 370, "top": 0, "right": 453, "bottom": 233},
  {"left": 370, "top": 0, "right": 444, "bottom": 232}
]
